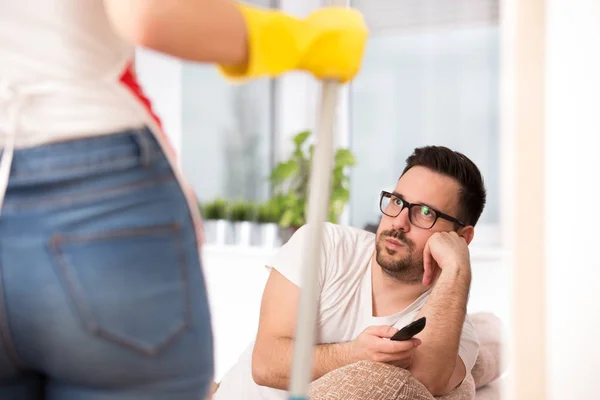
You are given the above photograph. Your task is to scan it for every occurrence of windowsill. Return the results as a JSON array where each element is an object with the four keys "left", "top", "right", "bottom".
[
  {"left": 201, "top": 244, "right": 507, "bottom": 263},
  {"left": 201, "top": 244, "right": 278, "bottom": 259}
]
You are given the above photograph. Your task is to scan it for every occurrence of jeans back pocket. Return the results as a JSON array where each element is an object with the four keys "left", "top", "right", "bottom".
[{"left": 49, "top": 223, "right": 190, "bottom": 356}]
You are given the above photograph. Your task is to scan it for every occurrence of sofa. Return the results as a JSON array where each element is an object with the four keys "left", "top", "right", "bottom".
[{"left": 309, "top": 312, "right": 506, "bottom": 400}]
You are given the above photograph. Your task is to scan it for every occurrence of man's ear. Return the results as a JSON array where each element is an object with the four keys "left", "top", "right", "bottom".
[{"left": 459, "top": 225, "right": 475, "bottom": 245}]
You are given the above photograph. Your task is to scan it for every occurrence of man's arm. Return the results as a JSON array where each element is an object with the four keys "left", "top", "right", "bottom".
[
  {"left": 252, "top": 269, "right": 352, "bottom": 389},
  {"left": 408, "top": 232, "right": 472, "bottom": 396},
  {"left": 253, "top": 269, "right": 421, "bottom": 389}
]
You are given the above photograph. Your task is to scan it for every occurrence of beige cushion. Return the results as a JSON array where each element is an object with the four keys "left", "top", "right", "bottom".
[
  {"left": 474, "top": 379, "right": 503, "bottom": 400},
  {"left": 309, "top": 312, "right": 506, "bottom": 400},
  {"left": 309, "top": 361, "right": 476, "bottom": 400},
  {"left": 470, "top": 313, "right": 506, "bottom": 389}
]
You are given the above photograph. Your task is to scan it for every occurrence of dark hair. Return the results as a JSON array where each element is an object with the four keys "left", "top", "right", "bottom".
[{"left": 401, "top": 146, "right": 486, "bottom": 226}]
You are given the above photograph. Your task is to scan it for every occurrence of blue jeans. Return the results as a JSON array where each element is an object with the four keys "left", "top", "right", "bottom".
[{"left": 0, "top": 128, "right": 214, "bottom": 399}]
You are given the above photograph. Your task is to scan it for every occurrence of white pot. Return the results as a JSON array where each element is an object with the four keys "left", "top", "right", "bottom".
[
  {"left": 233, "top": 221, "right": 253, "bottom": 247},
  {"left": 204, "top": 219, "right": 230, "bottom": 245}
]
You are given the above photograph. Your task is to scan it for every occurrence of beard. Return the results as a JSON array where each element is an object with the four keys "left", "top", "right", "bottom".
[{"left": 375, "top": 229, "right": 424, "bottom": 284}]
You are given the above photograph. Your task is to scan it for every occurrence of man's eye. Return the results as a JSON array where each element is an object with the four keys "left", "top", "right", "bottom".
[
  {"left": 421, "top": 206, "right": 432, "bottom": 216},
  {"left": 394, "top": 198, "right": 403, "bottom": 206}
]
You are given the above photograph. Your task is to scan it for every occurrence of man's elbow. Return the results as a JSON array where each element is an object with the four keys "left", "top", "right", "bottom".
[
  {"left": 251, "top": 351, "right": 269, "bottom": 387},
  {"left": 428, "top": 383, "right": 455, "bottom": 397},
  {"left": 410, "top": 370, "right": 455, "bottom": 396},
  {"left": 252, "top": 346, "right": 286, "bottom": 388}
]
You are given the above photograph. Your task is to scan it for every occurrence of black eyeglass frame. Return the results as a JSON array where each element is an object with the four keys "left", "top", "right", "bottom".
[{"left": 379, "top": 190, "right": 466, "bottom": 229}]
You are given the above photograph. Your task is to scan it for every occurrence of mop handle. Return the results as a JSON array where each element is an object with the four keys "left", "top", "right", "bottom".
[
  {"left": 288, "top": 2, "right": 348, "bottom": 399},
  {"left": 287, "top": 81, "right": 338, "bottom": 400}
]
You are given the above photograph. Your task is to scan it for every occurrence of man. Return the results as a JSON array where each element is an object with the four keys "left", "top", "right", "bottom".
[{"left": 213, "top": 146, "right": 486, "bottom": 399}]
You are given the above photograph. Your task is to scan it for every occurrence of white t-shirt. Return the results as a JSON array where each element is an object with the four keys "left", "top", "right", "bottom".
[{"left": 214, "top": 223, "right": 479, "bottom": 400}]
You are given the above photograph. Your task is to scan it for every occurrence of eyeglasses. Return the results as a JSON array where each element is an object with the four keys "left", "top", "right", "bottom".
[{"left": 379, "top": 191, "right": 466, "bottom": 230}]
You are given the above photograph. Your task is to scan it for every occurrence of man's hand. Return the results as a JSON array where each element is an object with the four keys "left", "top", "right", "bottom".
[
  {"left": 410, "top": 230, "right": 474, "bottom": 395},
  {"left": 422, "top": 231, "right": 471, "bottom": 286},
  {"left": 348, "top": 325, "right": 422, "bottom": 368}
]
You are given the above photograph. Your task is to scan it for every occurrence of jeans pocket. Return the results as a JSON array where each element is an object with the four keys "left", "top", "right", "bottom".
[{"left": 49, "top": 223, "right": 191, "bottom": 356}]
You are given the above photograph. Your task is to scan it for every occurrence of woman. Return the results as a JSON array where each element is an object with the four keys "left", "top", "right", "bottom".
[{"left": 0, "top": 0, "right": 367, "bottom": 399}]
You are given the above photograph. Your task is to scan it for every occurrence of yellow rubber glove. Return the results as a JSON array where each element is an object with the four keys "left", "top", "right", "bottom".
[{"left": 219, "top": 4, "right": 368, "bottom": 83}]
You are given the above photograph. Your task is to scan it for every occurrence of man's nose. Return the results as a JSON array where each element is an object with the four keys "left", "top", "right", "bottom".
[{"left": 392, "top": 207, "right": 411, "bottom": 231}]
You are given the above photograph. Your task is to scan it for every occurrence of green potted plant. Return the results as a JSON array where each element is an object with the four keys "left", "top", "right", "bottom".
[
  {"left": 229, "top": 200, "right": 257, "bottom": 246},
  {"left": 253, "top": 197, "right": 284, "bottom": 248},
  {"left": 200, "top": 198, "right": 230, "bottom": 245},
  {"left": 268, "top": 130, "right": 357, "bottom": 242}
]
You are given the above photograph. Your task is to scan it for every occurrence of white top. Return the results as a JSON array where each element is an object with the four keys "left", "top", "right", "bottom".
[
  {"left": 0, "top": 0, "right": 166, "bottom": 212},
  {"left": 214, "top": 223, "right": 479, "bottom": 400},
  {"left": 0, "top": 0, "right": 151, "bottom": 144}
]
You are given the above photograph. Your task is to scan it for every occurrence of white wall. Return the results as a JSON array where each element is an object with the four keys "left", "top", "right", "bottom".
[
  {"left": 202, "top": 247, "right": 275, "bottom": 380},
  {"left": 545, "top": 1, "right": 600, "bottom": 398}
]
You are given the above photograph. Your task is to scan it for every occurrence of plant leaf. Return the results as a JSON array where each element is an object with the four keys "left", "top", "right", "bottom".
[
  {"left": 293, "top": 130, "right": 311, "bottom": 149},
  {"left": 331, "top": 187, "right": 350, "bottom": 203},
  {"left": 269, "top": 160, "right": 299, "bottom": 184},
  {"left": 335, "top": 149, "right": 357, "bottom": 167},
  {"left": 308, "top": 144, "right": 315, "bottom": 160},
  {"left": 280, "top": 209, "right": 295, "bottom": 228}
]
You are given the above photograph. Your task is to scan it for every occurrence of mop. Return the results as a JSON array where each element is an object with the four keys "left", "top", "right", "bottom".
[{"left": 287, "top": 1, "right": 348, "bottom": 398}]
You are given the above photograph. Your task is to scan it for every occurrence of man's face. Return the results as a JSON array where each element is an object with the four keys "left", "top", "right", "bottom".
[{"left": 375, "top": 166, "right": 462, "bottom": 283}]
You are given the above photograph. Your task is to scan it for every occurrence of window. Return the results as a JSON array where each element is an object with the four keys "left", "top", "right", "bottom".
[
  {"left": 180, "top": 0, "right": 278, "bottom": 204},
  {"left": 181, "top": 69, "right": 275, "bottom": 203},
  {"left": 348, "top": 0, "right": 501, "bottom": 246}
]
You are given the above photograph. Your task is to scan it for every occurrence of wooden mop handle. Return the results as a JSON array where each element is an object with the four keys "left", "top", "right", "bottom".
[{"left": 288, "top": 2, "right": 348, "bottom": 399}]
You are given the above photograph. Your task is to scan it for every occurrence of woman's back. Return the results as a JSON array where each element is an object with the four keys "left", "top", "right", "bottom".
[
  {"left": 1, "top": 0, "right": 131, "bottom": 81},
  {"left": 0, "top": 0, "right": 149, "bottom": 148}
]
